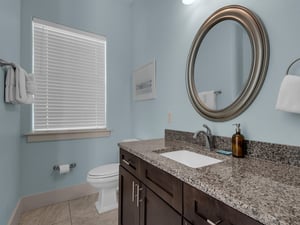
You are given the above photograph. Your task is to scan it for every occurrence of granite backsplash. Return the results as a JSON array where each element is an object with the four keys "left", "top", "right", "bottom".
[{"left": 165, "top": 129, "right": 300, "bottom": 167}]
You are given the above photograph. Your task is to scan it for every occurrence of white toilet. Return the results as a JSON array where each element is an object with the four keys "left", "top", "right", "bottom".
[
  {"left": 87, "top": 139, "right": 139, "bottom": 214},
  {"left": 87, "top": 163, "right": 119, "bottom": 214}
]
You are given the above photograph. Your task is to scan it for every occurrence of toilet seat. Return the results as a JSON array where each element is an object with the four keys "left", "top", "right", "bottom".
[{"left": 88, "top": 163, "right": 119, "bottom": 179}]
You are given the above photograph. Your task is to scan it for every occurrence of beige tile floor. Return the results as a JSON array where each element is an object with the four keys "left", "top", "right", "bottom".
[{"left": 19, "top": 194, "right": 118, "bottom": 225}]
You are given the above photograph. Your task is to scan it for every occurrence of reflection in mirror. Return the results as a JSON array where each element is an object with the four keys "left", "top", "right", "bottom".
[
  {"left": 194, "top": 20, "right": 252, "bottom": 110},
  {"left": 186, "top": 5, "right": 269, "bottom": 121}
]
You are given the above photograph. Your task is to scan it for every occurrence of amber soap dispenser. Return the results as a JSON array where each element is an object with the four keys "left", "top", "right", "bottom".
[{"left": 232, "top": 124, "right": 244, "bottom": 158}]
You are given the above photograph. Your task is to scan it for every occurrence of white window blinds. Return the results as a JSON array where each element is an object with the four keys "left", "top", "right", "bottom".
[{"left": 32, "top": 18, "right": 106, "bottom": 131}]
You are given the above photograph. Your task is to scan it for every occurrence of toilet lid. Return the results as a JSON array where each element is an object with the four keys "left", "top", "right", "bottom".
[{"left": 88, "top": 163, "right": 119, "bottom": 178}]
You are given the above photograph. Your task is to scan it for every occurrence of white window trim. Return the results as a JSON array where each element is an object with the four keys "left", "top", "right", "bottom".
[
  {"left": 33, "top": 18, "right": 106, "bottom": 43},
  {"left": 29, "top": 18, "right": 109, "bottom": 142},
  {"left": 25, "top": 129, "right": 111, "bottom": 143}
]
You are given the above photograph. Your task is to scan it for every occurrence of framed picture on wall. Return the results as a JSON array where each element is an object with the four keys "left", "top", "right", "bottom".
[{"left": 133, "top": 60, "right": 156, "bottom": 101}]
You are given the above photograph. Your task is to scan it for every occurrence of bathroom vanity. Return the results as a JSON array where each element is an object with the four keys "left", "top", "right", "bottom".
[
  {"left": 118, "top": 137, "right": 300, "bottom": 225},
  {"left": 119, "top": 149, "right": 182, "bottom": 225}
]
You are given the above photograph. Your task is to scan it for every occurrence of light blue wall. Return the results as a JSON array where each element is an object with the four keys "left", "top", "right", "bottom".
[
  {"left": 0, "top": 0, "right": 21, "bottom": 224},
  {"left": 20, "top": 0, "right": 133, "bottom": 196},
  {"left": 1, "top": 1, "right": 299, "bottom": 221},
  {"left": 132, "top": 0, "right": 300, "bottom": 146}
]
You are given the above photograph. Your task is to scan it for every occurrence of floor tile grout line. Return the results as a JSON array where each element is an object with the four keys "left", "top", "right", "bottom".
[
  {"left": 18, "top": 194, "right": 119, "bottom": 225},
  {"left": 68, "top": 200, "right": 73, "bottom": 225}
]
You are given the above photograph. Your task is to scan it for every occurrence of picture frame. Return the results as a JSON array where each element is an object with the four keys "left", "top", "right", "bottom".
[{"left": 133, "top": 60, "right": 156, "bottom": 101}]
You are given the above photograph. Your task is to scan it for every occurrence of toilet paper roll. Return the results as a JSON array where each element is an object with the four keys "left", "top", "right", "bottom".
[{"left": 59, "top": 164, "right": 70, "bottom": 175}]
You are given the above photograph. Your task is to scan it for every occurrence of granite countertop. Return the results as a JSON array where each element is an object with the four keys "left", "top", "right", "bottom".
[{"left": 118, "top": 139, "right": 300, "bottom": 225}]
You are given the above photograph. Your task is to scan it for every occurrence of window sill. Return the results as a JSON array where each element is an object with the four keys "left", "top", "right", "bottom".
[{"left": 25, "top": 129, "right": 111, "bottom": 143}]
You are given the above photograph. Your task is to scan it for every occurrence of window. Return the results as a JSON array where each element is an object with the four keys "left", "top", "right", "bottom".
[{"left": 32, "top": 18, "right": 107, "bottom": 136}]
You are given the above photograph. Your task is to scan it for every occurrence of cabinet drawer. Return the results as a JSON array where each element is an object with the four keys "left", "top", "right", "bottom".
[
  {"left": 184, "top": 183, "right": 262, "bottom": 225},
  {"left": 140, "top": 160, "right": 182, "bottom": 213},
  {"left": 120, "top": 149, "right": 140, "bottom": 177}
]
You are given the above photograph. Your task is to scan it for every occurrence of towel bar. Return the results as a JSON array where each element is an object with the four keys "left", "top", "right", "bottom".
[
  {"left": 0, "top": 59, "right": 15, "bottom": 69},
  {"left": 286, "top": 58, "right": 300, "bottom": 74}
]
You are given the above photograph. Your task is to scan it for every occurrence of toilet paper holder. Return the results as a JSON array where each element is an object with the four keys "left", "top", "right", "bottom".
[{"left": 53, "top": 163, "right": 76, "bottom": 172}]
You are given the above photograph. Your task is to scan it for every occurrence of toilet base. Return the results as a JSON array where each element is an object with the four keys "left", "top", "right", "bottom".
[{"left": 95, "top": 187, "right": 118, "bottom": 214}]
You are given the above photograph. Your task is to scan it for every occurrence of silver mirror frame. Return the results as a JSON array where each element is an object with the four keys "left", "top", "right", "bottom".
[{"left": 186, "top": 5, "right": 269, "bottom": 121}]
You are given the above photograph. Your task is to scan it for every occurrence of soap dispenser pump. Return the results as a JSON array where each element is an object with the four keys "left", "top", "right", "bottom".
[{"left": 232, "top": 124, "right": 244, "bottom": 158}]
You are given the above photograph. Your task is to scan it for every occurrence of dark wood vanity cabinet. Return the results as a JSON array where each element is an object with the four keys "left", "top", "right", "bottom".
[
  {"left": 119, "top": 148, "right": 263, "bottom": 225},
  {"left": 140, "top": 158, "right": 182, "bottom": 213},
  {"left": 140, "top": 186, "right": 182, "bottom": 225},
  {"left": 119, "top": 149, "right": 181, "bottom": 225},
  {"left": 183, "top": 183, "right": 262, "bottom": 225},
  {"left": 183, "top": 219, "right": 193, "bottom": 225},
  {"left": 120, "top": 149, "right": 140, "bottom": 177},
  {"left": 119, "top": 167, "right": 140, "bottom": 225}
]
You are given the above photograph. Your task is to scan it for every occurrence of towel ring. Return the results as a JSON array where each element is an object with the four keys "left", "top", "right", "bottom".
[{"left": 286, "top": 58, "right": 300, "bottom": 74}]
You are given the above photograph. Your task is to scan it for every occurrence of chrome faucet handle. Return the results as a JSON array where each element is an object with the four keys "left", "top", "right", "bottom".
[
  {"left": 203, "top": 124, "right": 212, "bottom": 136},
  {"left": 203, "top": 124, "right": 213, "bottom": 150},
  {"left": 193, "top": 125, "right": 213, "bottom": 150}
]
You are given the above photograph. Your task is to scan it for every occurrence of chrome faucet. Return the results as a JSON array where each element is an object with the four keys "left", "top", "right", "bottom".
[{"left": 193, "top": 124, "right": 213, "bottom": 150}]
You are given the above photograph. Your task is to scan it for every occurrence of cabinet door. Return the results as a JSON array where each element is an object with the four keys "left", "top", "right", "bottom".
[
  {"left": 140, "top": 160, "right": 182, "bottom": 213},
  {"left": 119, "top": 166, "right": 140, "bottom": 225},
  {"left": 140, "top": 187, "right": 181, "bottom": 225},
  {"left": 183, "top": 219, "right": 193, "bottom": 225}
]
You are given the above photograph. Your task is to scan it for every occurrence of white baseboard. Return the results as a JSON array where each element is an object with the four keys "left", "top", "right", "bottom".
[
  {"left": 8, "top": 183, "right": 97, "bottom": 225},
  {"left": 21, "top": 183, "right": 97, "bottom": 211}
]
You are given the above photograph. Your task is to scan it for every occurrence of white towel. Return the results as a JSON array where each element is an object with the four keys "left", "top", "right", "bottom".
[
  {"left": 276, "top": 75, "right": 300, "bottom": 113},
  {"left": 5, "top": 66, "right": 16, "bottom": 104},
  {"left": 5, "top": 65, "right": 35, "bottom": 104},
  {"left": 16, "top": 66, "right": 27, "bottom": 103},
  {"left": 198, "top": 90, "right": 217, "bottom": 110}
]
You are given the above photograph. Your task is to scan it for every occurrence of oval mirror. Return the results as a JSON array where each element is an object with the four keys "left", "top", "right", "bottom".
[{"left": 186, "top": 5, "right": 269, "bottom": 121}]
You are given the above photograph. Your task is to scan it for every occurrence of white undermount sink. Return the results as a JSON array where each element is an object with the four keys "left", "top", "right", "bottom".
[{"left": 160, "top": 150, "right": 222, "bottom": 168}]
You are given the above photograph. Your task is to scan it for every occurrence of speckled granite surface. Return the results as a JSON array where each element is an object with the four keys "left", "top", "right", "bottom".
[
  {"left": 165, "top": 129, "right": 300, "bottom": 167},
  {"left": 118, "top": 139, "right": 300, "bottom": 225}
]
